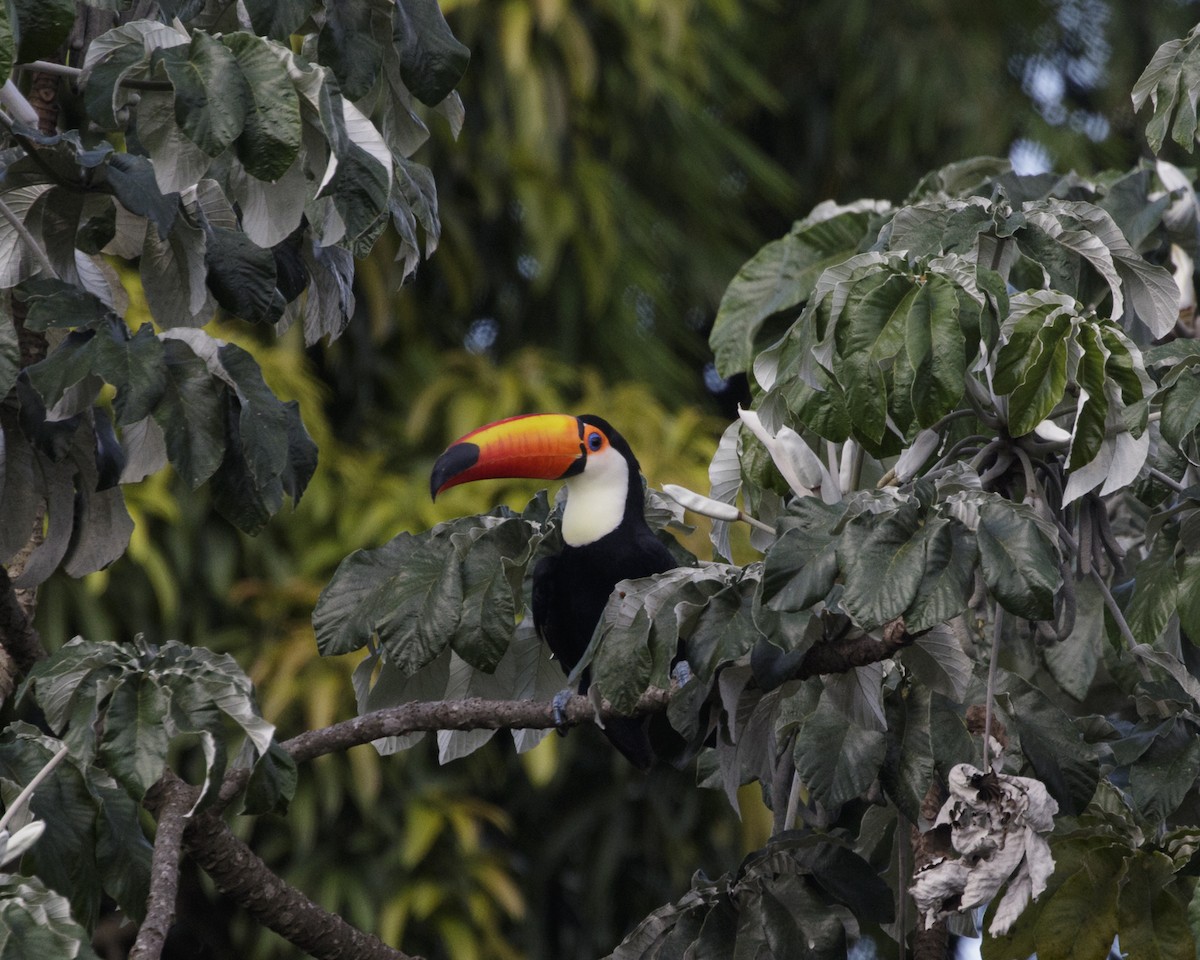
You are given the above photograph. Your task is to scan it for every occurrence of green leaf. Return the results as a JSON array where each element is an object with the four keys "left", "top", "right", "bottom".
[
  {"left": 1177, "top": 553, "right": 1200, "bottom": 644},
  {"left": 1031, "top": 845, "right": 1124, "bottom": 960},
  {"left": 977, "top": 500, "right": 1061, "bottom": 620},
  {"left": 449, "top": 518, "right": 530, "bottom": 672},
  {"left": 1001, "top": 676, "right": 1099, "bottom": 815},
  {"left": 22, "top": 330, "right": 97, "bottom": 411},
  {"left": 711, "top": 209, "right": 876, "bottom": 378},
  {"left": 903, "top": 517, "right": 977, "bottom": 633},
  {"left": 314, "top": 531, "right": 464, "bottom": 675},
  {"left": 0, "top": 300, "right": 16, "bottom": 398},
  {"left": 904, "top": 274, "right": 966, "bottom": 427},
  {"left": 1117, "top": 852, "right": 1195, "bottom": 960},
  {"left": 1127, "top": 527, "right": 1181, "bottom": 646},
  {"left": 0, "top": 5, "right": 15, "bottom": 94},
  {"left": 1069, "top": 323, "right": 1109, "bottom": 469},
  {"left": 11, "top": 0, "right": 74, "bottom": 63},
  {"left": 319, "top": 0, "right": 382, "bottom": 102},
  {"left": 0, "top": 873, "right": 100, "bottom": 960},
  {"left": 91, "top": 320, "right": 166, "bottom": 426},
  {"left": 204, "top": 227, "right": 284, "bottom": 324},
  {"left": 1133, "top": 28, "right": 1200, "bottom": 154},
  {"left": 880, "top": 682, "right": 935, "bottom": 823},
  {"left": 1129, "top": 717, "right": 1200, "bottom": 822},
  {"left": 1161, "top": 369, "right": 1200, "bottom": 447},
  {"left": 217, "top": 343, "right": 290, "bottom": 494},
  {"left": 1044, "top": 575, "right": 1105, "bottom": 700},
  {"left": 243, "top": 0, "right": 315, "bottom": 41},
  {"left": 1007, "top": 316, "right": 1070, "bottom": 437},
  {"left": 16, "top": 278, "right": 110, "bottom": 333},
  {"left": 901, "top": 625, "right": 973, "bottom": 701},
  {"left": 836, "top": 500, "right": 925, "bottom": 629},
  {"left": 592, "top": 606, "right": 654, "bottom": 714},
  {"left": 141, "top": 215, "right": 211, "bottom": 327},
  {"left": 156, "top": 31, "right": 249, "bottom": 157},
  {"left": 99, "top": 154, "right": 179, "bottom": 239},
  {"left": 391, "top": 0, "right": 470, "bottom": 107},
  {"left": 241, "top": 741, "right": 297, "bottom": 816},
  {"left": 792, "top": 692, "right": 887, "bottom": 808},
  {"left": 97, "top": 674, "right": 170, "bottom": 800},
  {"left": 833, "top": 271, "right": 914, "bottom": 444},
  {"left": 222, "top": 33, "right": 302, "bottom": 182},
  {"left": 152, "top": 338, "right": 225, "bottom": 488}
]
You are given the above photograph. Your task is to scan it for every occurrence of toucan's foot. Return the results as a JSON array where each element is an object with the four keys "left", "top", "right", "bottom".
[
  {"left": 671, "top": 659, "right": 694, "bottom": 689},
  {"left": 552, "top": 688, "right": 573, "bottom": 735}
]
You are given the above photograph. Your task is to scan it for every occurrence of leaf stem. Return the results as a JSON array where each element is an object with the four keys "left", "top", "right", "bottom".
[
  {"left": 0, "top": 743, "right": 69, "bottom": 833},
  {"left": 18, "top": 60, "right": 173, "bottom": 91},
  {"left": 0, "top": 193, "right": 57, "bottom": 279},
  {"left": 982, "top": 607, "right": 1003, "bottom": 772}
]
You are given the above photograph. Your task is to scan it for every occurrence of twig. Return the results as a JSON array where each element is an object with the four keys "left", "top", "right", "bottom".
[
  {"left": 129, "top": 782, "right": 191, "bottom": 960},
  {"left": 0, "top": 194, "right": 56, "bottom": 278},
  {"left": 0, "top": 743, "right": 69, "bottom": 833},
  {"left": 982, "top": 608, "right": 1003, "bottom": 772},
  {"left": 18, "top": 59, "right": 173, "bottom": 91},
  {"left": 1089, "top": 569, "right": 1138, "bottom": 653},
  {"left": 1146, "top": 466, "right": 1187, "bottom": 495}
]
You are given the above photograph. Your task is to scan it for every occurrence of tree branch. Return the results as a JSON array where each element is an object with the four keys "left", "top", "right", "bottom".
[
  {"left": 795, "top": 618, "right": 915, "bottom": 680},
  {"left": 282, "top": 688, "right": 672, "bottom": 765},
  {"left": 142, "top": 776, "right": 421, "bottom": 960},
  {"left": 0, "top": 566, "right": 46, "bottom": 683},
  {"left": 130, "top": 781, "right": 191, "bottom": 960}
]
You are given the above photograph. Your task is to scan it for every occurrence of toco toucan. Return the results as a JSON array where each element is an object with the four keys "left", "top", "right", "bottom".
[{"left": 430, "top": 413, "right": 677, "bottom": 769}]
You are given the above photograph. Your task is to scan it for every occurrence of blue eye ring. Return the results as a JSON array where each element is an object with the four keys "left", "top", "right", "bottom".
[{"left": 587, "top": 432, "right": 603, "bottom": 451}]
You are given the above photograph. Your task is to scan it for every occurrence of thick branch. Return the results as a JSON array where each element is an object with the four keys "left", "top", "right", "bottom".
[
  {"left": 0, "top": 566, "right": 46, "bottom": 678},
  {"left": 130, "top": 782, "right": 191, "bottom": 960},
  {"left": 282, "top": 689, "right": 671, "bottom": 765},
  {"left": 795, "top": 618, "right": 915, "bottom": 680},
  {"left": 141, "top": 775, "right": 418, "bottom": 960}
]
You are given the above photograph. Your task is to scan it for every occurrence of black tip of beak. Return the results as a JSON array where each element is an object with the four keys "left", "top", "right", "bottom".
[{"left": 430, "top": 442, "right": 480, "bottom": 500}]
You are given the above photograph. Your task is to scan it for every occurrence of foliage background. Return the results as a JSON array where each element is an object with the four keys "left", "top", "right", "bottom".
[{"left": 16, "top": 1, "right": 1200, "bottom": 958}]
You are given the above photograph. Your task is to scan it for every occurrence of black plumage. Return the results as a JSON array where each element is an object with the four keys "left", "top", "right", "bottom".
[{"left": 532, "top": 420, "right": 677, "bottom": 768}]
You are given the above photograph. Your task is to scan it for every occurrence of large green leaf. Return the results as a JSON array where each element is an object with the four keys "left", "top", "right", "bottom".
[
  {"left": 1129, "top": 717, "right": 1200, "bottom": 822},
  {"left": 11, "top": 0, "right": 74, "bottom": 63},
  {"left": 319, "top": 0, "right": 383, "bottom": 102},
  {"left": 791, "top": 689, "right": 887, "bottom": 808},
  {"left": 391, "top": 0, "right": 470, "bottom": 107},
  {"left": 1116, "top": 852, "right": 1195, "bottom": 960},
  {"left": 0, "top": 873, "right": 100, "bottom": 960},
  {"left": 156, "top": 31, "right": 249, "bottom": 157},
  {"left": 242, "top": 0, "right": 315, "bottom": 41},
  {"left": 25, "top": 638, "right": 276, "bottom": 808},
  {"left": 904, "top": 273, "right": 966, "bottom": 427},
  {"left": 91, "top": 319, "right": 166, "bottom": 426},
  {"left": 833, "top": 270, "right": 914, "bottom": 444},
  {"left": 976, "top": 500, "right": 1061, "bottom": 620},
  {"left": 836, "top": 499, "right": 925, "bottom": 629},
  {"left": 1126, "top": 526, "right": 1181, "bottom": 646},
  {"left": 880, "top": 682, "right": 935, "bottom": 823},
  {"left": 1132, "top": 25, "right": 1200, "bottom": 154},
  {"left": 222, "top": 33, "right": 302, "bottom": 182},
  {"left": 903, "top": 516, "right": 976, "bottom": 633},
  {"left": 710, "top": 206, "right": 880, "bottom": 378},
  {"left": 152, "top": 337, "right": 225, "bottom": 488}
]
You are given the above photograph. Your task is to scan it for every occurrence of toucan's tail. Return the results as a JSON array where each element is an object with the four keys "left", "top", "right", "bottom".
[{"left": 602, "top": 716, "right": 655, "bottom": 771}]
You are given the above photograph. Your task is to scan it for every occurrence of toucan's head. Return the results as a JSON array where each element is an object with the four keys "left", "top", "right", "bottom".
[{"left": 431, "top": 414, "right": 643, "bottom": 546}]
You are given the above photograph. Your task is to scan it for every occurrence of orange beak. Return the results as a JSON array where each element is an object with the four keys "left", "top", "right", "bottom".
[{"left": 430, "top": 414, "right": 585, "bottom": 499}]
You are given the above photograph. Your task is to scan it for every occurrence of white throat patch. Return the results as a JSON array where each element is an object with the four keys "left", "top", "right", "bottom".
[{"left": 561, "top": 446, "right": 629, "bottom": 546}]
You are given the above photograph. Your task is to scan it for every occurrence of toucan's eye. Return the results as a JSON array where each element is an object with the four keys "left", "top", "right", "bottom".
[{"left": 587, "top": 432, "right": 603, "bottom": 451}]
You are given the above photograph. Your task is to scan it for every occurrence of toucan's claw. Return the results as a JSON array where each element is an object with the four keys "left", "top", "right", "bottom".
[
  {"left": 671, "top": 659, "right": 694, "bottom": 689},
  {"left": 552, "top": 688, "right": 573, "bottom": 735}
]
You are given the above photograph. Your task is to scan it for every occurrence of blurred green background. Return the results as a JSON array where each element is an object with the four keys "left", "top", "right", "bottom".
[{"left": 32, "top": 1, "right": 1200, "bottom": 957}]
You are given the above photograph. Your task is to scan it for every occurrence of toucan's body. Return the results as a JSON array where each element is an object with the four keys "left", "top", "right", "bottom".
[{"left": 431, "top": 414, "right": 676, "bottom": 769}]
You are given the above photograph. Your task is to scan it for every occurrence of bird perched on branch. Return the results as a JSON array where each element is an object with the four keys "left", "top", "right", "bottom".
[{"left": 431, "top": 413, "right": 678, "bottom": 769}]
